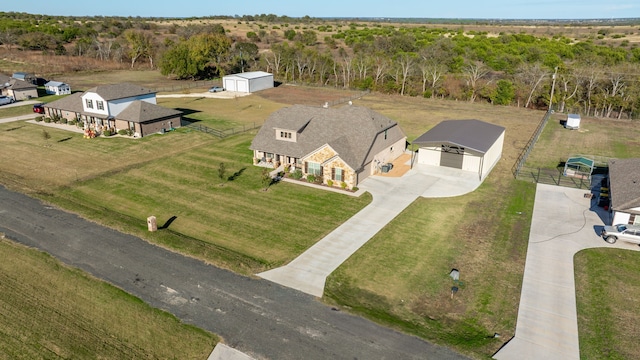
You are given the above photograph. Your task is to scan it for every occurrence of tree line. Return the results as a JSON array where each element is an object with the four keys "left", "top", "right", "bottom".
[{"left": 1, "top": 13, "right": 639, "bottom": 119}]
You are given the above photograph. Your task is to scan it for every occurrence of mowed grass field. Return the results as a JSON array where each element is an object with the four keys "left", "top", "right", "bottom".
[
  {"left": 575, "top": 248, "right": 640, "bottom": 359},
  {"left": 0, "top": 237, "right": 216, "bottom": 359}
]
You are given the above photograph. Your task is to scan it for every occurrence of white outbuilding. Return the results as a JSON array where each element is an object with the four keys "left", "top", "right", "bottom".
[
  {"left": 223, "top": 71, "right": 274, "bottom": 93},
  {"left": 565, "top": 113, "right": 581, "bottom": 129},
  {"left": 44, "top": 81, "right": 71, "bottom": 95},
  {"left": 412, "top": 119, "right": 505, "bottom": 180}
]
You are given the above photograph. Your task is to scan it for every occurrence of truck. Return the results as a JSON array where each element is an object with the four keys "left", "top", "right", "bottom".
[{"left": 0, "top": 95, "right": 15, "bottom": 106}]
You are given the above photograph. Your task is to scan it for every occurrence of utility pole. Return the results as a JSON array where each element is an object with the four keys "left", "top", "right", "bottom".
[{"left": 549, "top": 66, "right": 558, "bottom": 111}]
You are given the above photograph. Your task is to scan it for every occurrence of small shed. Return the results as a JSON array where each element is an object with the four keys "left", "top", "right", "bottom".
[
  {"left": 223, "top": 71, "right": 273, "bottom": 93},
  {"left": 12, "top": 72, "right": 37, "bottom": 85},
  {"left": 412, "top": 119, "right": 505, "bottom": 180},
  {"left": 566, "top": 113, "right": 581, "bottom": 129},
  {"left": 44, "top": 81, "right": 71, "bottom": 95},
  {"left": 563, "top": 156, "right": 594, "bottom": 180}
]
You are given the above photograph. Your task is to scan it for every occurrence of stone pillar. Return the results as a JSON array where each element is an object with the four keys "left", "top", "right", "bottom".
[{"left": 147, "top": 216, "right": 157, "bottom": 232}]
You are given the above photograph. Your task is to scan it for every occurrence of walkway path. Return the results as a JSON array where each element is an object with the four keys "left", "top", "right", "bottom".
[
  {"left": 494, "top": 184, "right": 639, "bottom": 360},
  {"left": 259, "top": 163, "right": 481, "bottom": 297}
]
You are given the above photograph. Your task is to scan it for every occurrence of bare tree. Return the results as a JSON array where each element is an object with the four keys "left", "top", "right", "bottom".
[
  {"left": 516, "top": 63, "right": 548, "bottom": 108},
  {"left": 463, "top": 61, "right": 490, "bottom": 103},
  {"left": 395, "top": 52, "right": 416, "bottom": 96}
]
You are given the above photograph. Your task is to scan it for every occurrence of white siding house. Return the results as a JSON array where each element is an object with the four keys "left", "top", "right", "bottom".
[
  {"left": 608, "top": 158, "right": 640, "bottom": 226},
  {"left": 223, "top": 71, "right": 274, "bottom": 93},
  {"left": 44, "top": 81, "right": 71, "bottom": 95}
]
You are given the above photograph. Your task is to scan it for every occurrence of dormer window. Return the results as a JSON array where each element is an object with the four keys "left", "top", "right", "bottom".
[
  {"left": 276, "top": 129, "right": 295, "bottom": 141},
  {"left": 280, "top": 131, "right": 292, "bottom": 139},
  {"left": 86, "top": 99, "right": 93, "bottom": 109}
]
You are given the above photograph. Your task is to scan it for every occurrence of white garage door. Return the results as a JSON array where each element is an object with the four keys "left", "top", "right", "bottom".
[
  {"left": 224, "top": 79, "right": 235, "bottom": 91},
  {"left": 237, "top": 80, "right": 248, "bottom": 92}
]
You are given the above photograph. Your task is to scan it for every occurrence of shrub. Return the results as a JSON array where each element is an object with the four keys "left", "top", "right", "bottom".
[
  {"left": 68, "top": 120, "right": 76, "bottom": 126},
  {"left": 35, "top": 116, "right": 43, "bottom": 122},
  {"left": 341, "top": 181, "right": 347, "bottom": 189},
  {"left": 307, "top": 174, "right": 316, "bottom": 183},
  {"left": 60, "top": 118, "right": 68, "bottom": 124},
  {"left": 352, "top": 186, "right": 359, "bottom": 192},
  {"left": 284, "top": 164, "right": 291, "bottom": 173},
  {"left": 291, "top": 169, "right": 303, "bottom": 180},
  {"left": 43, "top": 117, "right": 51, "bottom": 123},
  {"left": 103, "top": 129, "right": 112, "bottom": 136},
  {"left": 118, "top": 129, "right": 133, "bottom": 136},
  {"left": 327, "top": 179, "right": 333, "bottom": 187}
]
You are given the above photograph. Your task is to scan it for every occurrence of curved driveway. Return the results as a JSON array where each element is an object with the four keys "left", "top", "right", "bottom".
[
  {"left": 0, "top": 185, "right": 468, "bottom": 360},
  {"left": 259, "top": 163, "right": 482, "bottom": 296}
]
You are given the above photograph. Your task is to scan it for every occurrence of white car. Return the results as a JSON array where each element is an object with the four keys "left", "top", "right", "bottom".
[
  {"left": 601, "top": 224, "right": 640, "bottom": 244},
  {"left": 0, "top": 96, "right": 15, "bottom": 106}
]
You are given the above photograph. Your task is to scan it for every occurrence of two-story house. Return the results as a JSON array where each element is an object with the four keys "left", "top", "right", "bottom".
[
  {"left": 44, "top": 83, "right": 181, "bottom": 137},
  {"left": 250, "top": 105, "right": 406, "bottom": 189}
]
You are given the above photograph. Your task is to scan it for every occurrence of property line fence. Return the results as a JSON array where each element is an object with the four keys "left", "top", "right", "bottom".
[
  {"left": 155, "top": 79, "right": 219, "bottom": 93},
  {"left": 515, "top": 166, "right": 592, "bottom": 189},
  {"left": 512, "top": 109, "right": 552, "bottom": 178},
  {"left": 309, "top": 89, "right": 370, "bottom": 108},
  {"left": 184, "top": 121, "right": 261, "bottom": 138}
]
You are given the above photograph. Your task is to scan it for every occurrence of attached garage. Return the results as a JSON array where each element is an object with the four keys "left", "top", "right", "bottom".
[
  {"left": 413, "top": 120, "right": 505, "bottom": 180},
  {"left": 222, "top": 71, "right": 274, "bottom": 93}
]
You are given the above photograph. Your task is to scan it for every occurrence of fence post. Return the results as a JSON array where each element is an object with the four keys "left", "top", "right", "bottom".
[{"left": 537, "top": 168, "right": 540, "bottom": 182}]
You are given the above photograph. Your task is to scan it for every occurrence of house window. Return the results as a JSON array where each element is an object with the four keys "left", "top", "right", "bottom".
[
  {"left": 86, "top": 99, "right": 93, "bottom": 109},
  {"left": 279, "top": 131, "right": 292, "bottom": 139},
  {"left": 97, "top": 101, "right": 104, "bottom": 110},
  {"left": 307, "top": 162, "right": 322, "bottom": 176},
  {"left": 630, "top": 214, "right": 639, "bottom": 225},
  {"left": 334, "top": 168, "right": 343, "bottom": 182}
]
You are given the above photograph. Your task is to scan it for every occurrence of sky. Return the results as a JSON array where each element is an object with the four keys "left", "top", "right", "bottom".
[{"left": 2, "top": 0, "right": 639, "bottom": 19}]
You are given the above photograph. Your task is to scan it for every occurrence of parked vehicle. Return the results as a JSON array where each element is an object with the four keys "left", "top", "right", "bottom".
[
  {"left": 601, "top": 224, "right": 640, "bottom": 244},
  {"left": 208, "top": 86, "right": 224, "bottom": 93},
  {"left": 33, "top": 103, "right": 45, "bottom": 113},
  {"left": 0, "top": 96, "right": 15, "bottom": 106}
]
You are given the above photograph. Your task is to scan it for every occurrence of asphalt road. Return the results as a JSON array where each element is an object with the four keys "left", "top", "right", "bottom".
[{"left": 0, "top": 185, "right": 469, "bottom": 360}]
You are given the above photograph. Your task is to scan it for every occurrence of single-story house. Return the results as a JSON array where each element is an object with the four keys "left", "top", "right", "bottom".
[
  {"left": 44, "top": 83, "right": 181, "bottom": 137},
  {"left": 12, "top": 72, "right": 37, "bottom": 85},
  {"left": 7, "top": 79, "right": 38, "bottom": 100},
  {"left": 412, "top": 119, "right": 505, "bottom": 180},
  {"left": 44, "top": 81, "right": 71, "bottom": 95},
  {"left": 250, "top": 104, "right": 406, "bottom": 189},
  {"left": 223, "top": 71, "right": 273, "bottom": 93},
  {"left": 608, "top": 158, "right": 640, "bottom": 225}
]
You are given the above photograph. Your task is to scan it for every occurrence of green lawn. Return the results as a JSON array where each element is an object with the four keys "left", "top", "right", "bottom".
[
  {"left": 326, "top": 176, "right": 536, "bottom": 358},
  {"left": 575, "top": 248, "right": 640, "bottom": 359},
  {"left": 0, "top": 237, "right": 216, "bottom": 359}
]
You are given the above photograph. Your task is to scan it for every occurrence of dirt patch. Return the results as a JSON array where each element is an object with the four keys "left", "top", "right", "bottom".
[{"left": 256, "top": 84, "right": 364, "bottom": 106}]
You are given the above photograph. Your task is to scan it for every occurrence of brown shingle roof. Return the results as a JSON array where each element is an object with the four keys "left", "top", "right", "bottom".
[
  {"left": 9, "top": 79, "right": 37, "bottom": 90},
  {"left": 608, "top": 158, "right": 640, "bottom": 211},
  {"left": 85, "top": 83, "right": 155, "bottom": 101},
  {"left": 250, "top": 105, "right": 404, "bottom": 170},
  {"left": 412, "top": 119, "right": 505, "bottom": 154},
  {"left": 116, "top": 101, "right": 182, "bottom": 123},
  {"left": 44, "top": 93, "right": 84, "bottom": 113}
]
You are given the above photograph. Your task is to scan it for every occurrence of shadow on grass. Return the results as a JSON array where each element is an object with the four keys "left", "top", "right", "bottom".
[
  {"left": 227, "top": 167, "right": 246, "bottom": 182},
  {"left": 159, "top": 216, "right": 178, "bottom": 230},
  {"left": 5, "top": 125, "right": 24, "bottom": 131},
  {"left": 176, "top": 108, "right": 201, "bottom": 117},
  {"left": 57, "top": 137, "right": 73, "bottom": 143}
]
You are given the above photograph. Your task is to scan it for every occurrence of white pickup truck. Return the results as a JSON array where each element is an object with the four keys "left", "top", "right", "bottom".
[{"left": 0, "top": 95, "right": 15, "bottom": 106}]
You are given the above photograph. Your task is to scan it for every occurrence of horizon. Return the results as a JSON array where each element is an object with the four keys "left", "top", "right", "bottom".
[{"left": 2, "top": 1, "right": 639, "bottom": 20}]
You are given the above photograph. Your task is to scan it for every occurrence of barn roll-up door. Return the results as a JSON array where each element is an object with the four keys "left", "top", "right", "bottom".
[{"left": 440, "top": 145, "right": 464, "bottom": 169}]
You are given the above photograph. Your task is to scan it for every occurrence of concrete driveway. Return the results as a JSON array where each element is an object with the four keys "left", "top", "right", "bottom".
[
  {"left": 494, "top": 183, "right": 640, "bottom": 360},
  {"left": 258, "top": 161, "right": 482, "bottom": 297}
]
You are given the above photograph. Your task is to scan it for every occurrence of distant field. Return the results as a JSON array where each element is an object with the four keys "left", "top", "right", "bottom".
[{"left": 0, "top": 237, "right": 216, "bottom": 359}]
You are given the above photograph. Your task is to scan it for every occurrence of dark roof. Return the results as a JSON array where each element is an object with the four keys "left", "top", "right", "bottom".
[
  {"left": 9, "top": 79, "right": 37, "bottom": 90},
  {"left": 250, "top": 105, "right": 404, "bottom": 170},
  {"left": 116, "top": 101, "right": 182, "bottom": 123},
  {"left": 608, "top": 158, "right": 640, "bottom": 211},
  {"left": 44, "top": 93, "right": 84, "bottom": 113},
  {"left": 0, "top": 74, "right": 11, "bottom": 86},
  {"left": 85, "top": 83, "right": 155, "bottom": 101},
  {"left": 412, "top": 119, "right": 505, "bottom": 154}
]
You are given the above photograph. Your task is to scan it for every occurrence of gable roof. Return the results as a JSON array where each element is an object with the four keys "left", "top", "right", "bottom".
[
  {"left": 10, "top": 79, "right": 37, "bottom": 91},
  {"left": 116, "top": 101, "right": 182, "bottom": 123},
  {"left": 0, "top": 74, "right": 11, "bottom": 87},
  {"left": 44, "top": 92, "right": 84, "bottom": 113},
  {"left": 85, "top": 83, "right": 155, "bottom": 101},
  {"left": 250, "top": 105, "right": 404, "bottom": 170},
  {"left": 226, "top": 71, "right": 272, "bottom": 80},
  {"left": 45, "top": 81, "right": 68, "bottom": 87},
  {"left": 608, "top": 158, "right": 640, "bottom": 211},
  {"left": 412, "top": 119, "right": 505, "bottom": 154}
]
